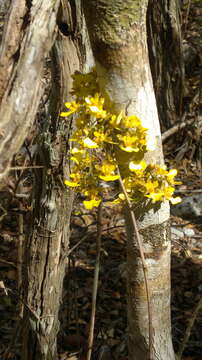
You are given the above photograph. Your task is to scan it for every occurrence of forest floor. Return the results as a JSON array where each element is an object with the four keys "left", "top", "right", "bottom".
[{"left": 0, "top": 1, "right": 202, "bottom": 360}]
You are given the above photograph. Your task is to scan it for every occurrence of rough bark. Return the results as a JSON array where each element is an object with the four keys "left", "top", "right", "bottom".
[
  {"left": 0, "top": 0, "right": 60, "bottom": 183},
  {"left": 22, "top": 38, "right": 75, "bottom": 360},
  {"left": 147, "top": 0, "right": 184, "bottom": 130},
  {"left": 83, "top": 1, "right": 175, "bottom": 359},
  {"left": 22, "top": 2, "right": 93, "bottom": 360},
  {"left": 0, "top": 0, "right": 11, "bottom": 43}
]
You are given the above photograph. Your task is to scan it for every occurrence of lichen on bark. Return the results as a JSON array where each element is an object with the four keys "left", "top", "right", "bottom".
[{"left": 83, "top": 0, "right": 148, "bottom": 48}]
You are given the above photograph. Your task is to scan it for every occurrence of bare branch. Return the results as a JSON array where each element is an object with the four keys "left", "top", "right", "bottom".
[
  {"left": 87, "top": 201, "right": 103, "bottom": 360},
  {"left": 162, "top": 118, "right": 194, "bottom": 142},
  {"left": 177, "top": 297, "right": 202, "bottom": 359}
]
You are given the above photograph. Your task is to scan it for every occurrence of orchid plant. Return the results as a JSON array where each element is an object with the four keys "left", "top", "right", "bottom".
[{"left": 61, "top": 69, "right": 181, "bottom": 210}]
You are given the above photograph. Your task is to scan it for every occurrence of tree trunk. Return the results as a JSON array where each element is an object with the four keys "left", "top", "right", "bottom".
[
  {"left": 83, "top": 1, "right": 175, "bottom": 359},
  {"left": 22, "top": 2, "right": 93, "bottom": 360},
  {"left": 0, "top": 0, "right": 60, "bottom": 183},
  {"left": 147, "top": 0, "right": 184, "bottom": 130}
]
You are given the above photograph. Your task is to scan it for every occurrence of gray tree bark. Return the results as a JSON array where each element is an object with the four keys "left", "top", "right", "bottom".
[
  {"left": 0, "top": 1, "right": 94, "bottom": 359},
  {"left": 0, "top": 0, "right": 60, "bottom": 183},
  {"left": 21, "top": 2, "right": 93, "bottom": 360},
  {"left": 82, "top": 1, "right": 175, "bottom": 359},
  {"left": 21, "top": 36, "right": 77, "bottom": 360},
  {"left": 147, "top": 0, "right": 184, "bottom": 130},
  {"left": 22, "top": 9, "right": 93, "bottom": 360}
]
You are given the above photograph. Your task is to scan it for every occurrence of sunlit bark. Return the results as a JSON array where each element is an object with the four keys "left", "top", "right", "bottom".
[{"left": 83, "top": 1, "right": 175, "bottom": 359}]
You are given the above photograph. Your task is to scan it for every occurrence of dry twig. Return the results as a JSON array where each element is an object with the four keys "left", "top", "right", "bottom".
[
  {"left": 9, "top": 165, "right": 44, "bottom": 171},
  {"left": 17, "top": 183, "right": 24, "bottom": 318},
  {"left": 162, "top": 118, "right": 194, "bottom": 142},
  {"left": 177, "top": 297, "right": 202, "bottom": 359},
  {"left": 183, "top": 0, "right": 192, "bottom": 34},
  {"left": 87, "top": 201, "right": 103, "bottom": 360}
]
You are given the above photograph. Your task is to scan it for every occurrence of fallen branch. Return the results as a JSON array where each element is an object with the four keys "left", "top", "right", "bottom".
[
  {"left": 68, "top": 226, "right": 124, "bottom": 256},
  {"left": 162, "top": 118, "right": 194, "bottom": 142}
]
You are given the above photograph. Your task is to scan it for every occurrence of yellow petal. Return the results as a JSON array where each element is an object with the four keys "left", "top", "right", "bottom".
[
  {"left": 118, "top": 193, "right": 126, "bottom": 200},
  {"left": 70, "top": 156, "right": 79, "bottom": 164},
  {"left": 170, "top": 196, "right": 181, "bottom": 205},
  {"left": 71, "top": 148, "right": 84, "bottom": 154},
  {"left": 85, "top": 97, "right": 91, "bottom": 104},
  {"left": 60, "top": 111, "right": 72, "bottom": 117},
  {"left": 99, "top": 174, "right": 120, "bottom": 181},
  {"left": 64, "top": 180, "right": 79, "bottom": 187},
  {"left": 112, "top": 198, "right": 121, "bottom": 204},
  {"left": 116, "top": 111, "right": 123, "bottom": 125},
  {"left": 89, "top": 105, "right": 100, "bottom": 112},
  {"left": 146, "top": 192, "right": 164, "bottom": 202},
  {"left": 64, "top": 102, "right": 72, "bottom": 108},
  {"left": 83, "top": 137, "right": 98, "bottom": 148},
  {"left": 129, "top": 162, "right": 141, "bottom": 171},
  {"left": 167, "top": 169, "right": 178, "bottom": 178},
  {"left": 120, "top": 146, "right": 139, "bottom": 152},
  {"left": 129, "top": 161, "right": 147, "bottom": 171},
  {"left": 83, "top": 198, "right": 101, "bottom": 209}
]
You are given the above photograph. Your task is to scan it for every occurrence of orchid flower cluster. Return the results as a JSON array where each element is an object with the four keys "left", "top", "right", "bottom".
[{"left": 61, "top": 69, "right": 181, "bottom": 210}]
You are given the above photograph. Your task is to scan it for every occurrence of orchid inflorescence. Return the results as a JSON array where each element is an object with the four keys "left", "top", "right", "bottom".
[{"left": 61, "top": 69, "right": 181, "bottom": 209}]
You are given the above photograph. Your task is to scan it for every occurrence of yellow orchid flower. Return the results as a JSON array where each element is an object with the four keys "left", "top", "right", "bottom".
[
  {"left": 61, "top": 70, "right": 180, "bottom": 209},
  {"left": 70, "top": 148, "right": 85, "bottom": 164},
  {"left": 109, "top": 111, "right": 123, "bottom": 128},
  {"left": 145, "top": 180, "right": 159, "bottom": 193},
  {"left": 112, "top": 192, "right": 126, "bottom": 204},
  {"left": 167, "top": 169, "right": 178, "bottom": 183},
  {"left": 118, "top": 134, "right": 141, "bottom": 152},
  {"left": 60, "top": 101, "right": 80, "bottom": 117},
  {"left": 85, "top": 94, "right": 107, "bottom": 119},
  {"left": 122, "top": 115, "right": 141, "bottom": 128},
  {"left": 146, "top": 192, "right": 164, "bottom": 202},
  {"left": 64, "top": 172, "right": 82, "bottom": 188},
  {"left": 163, "top": 187, "right": 175, "bottom": 201},
  {"left": 83, "top": 198, "right": 101, "bottom": 209},
  {"left": 94, "top": 131, "right": 113, "bottom": 144},
  {"left": 97, "top": 161, "right": 119, "bottom": 182}
]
